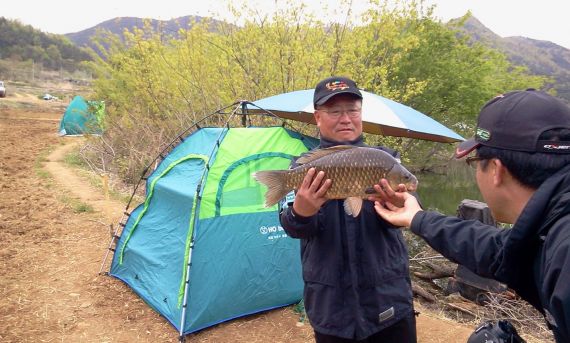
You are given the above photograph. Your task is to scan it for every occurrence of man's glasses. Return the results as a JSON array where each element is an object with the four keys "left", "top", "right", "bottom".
[
  {"left": 317, "top": 108, "right": 362, "bottom": 118},
  {"left": 465, "top": 156, "right": 486, "bottom": 169}
]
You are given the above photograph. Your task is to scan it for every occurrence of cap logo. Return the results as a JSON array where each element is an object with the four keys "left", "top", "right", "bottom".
[
  {"left": 326, "top": 81, "right": 350, "bottom": 91},
  {"left": 543, "top": 144, "right": 570, "bottom": 151},
  {"left": 476, "top": 127, "right": 491, "bottom": 141}
]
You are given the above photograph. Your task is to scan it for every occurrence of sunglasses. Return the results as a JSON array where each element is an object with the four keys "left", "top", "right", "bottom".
[
  {"left": 465, "top": 156, "right": 487, "bottom": 169},
  {"left": 317, "top": 108, "right": 362, "bottom": 118}
]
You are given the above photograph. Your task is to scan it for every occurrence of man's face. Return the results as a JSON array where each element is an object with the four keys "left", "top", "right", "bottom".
[
  {"left": 314, "top": 94, "right": 363, "bottom": 142},
  {"left": 475, "top": 158, "right": 511, "bottom": 223}
]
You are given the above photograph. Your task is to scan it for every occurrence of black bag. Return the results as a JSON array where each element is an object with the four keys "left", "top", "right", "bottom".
[{"left": 467, "top": 320, "right": 526, "bottom": 343}]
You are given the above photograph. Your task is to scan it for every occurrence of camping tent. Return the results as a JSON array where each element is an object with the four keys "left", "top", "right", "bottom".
[
  {"left": 59, "top": 95, "right": 104, "bottom": 136},
  {"left": 107, "top": 118, "right": 318, "bottom": 336}
]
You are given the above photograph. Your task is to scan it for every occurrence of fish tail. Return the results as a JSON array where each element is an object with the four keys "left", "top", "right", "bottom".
[{"left": 253, "top": 170, "right": 291, "bottom": 207}]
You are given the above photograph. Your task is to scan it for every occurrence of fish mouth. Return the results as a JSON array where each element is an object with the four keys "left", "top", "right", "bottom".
[{"left": 405, "top": 177, "right": 419, "bottom": 192}]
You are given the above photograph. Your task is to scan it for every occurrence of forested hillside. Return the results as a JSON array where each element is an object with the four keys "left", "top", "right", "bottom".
[
  {"left": 65, "top": 16, "right": 210, "bottom": 48},
  {"left": 5, "top": 11, "right": 569, "bottom": 102},
  {"left": 456, "top": 15, "right": 570, "bottom": 102},
  {"left": 61, "top": 12, "right": 570, "bottom": 103},
  {"left": 0, "top": 17, "right": 91, "bottom": 71}
]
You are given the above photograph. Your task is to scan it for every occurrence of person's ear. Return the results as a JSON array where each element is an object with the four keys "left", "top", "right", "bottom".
[
  {"left": 314, "top": 110, "right": 321, "bottom": 128},
  {"left": 492, "top": 159, "right": 506, "bottom": 187}
]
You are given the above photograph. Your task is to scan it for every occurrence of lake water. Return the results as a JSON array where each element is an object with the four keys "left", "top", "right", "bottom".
[{"left": 414, "top": 161, "right": 485, "bottom": 216}]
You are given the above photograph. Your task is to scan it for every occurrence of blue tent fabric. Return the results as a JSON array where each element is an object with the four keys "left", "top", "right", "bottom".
[
  {"left": 185, "top": 212, "right": 303, "bottom": 332},
  {"left": 110, "top": 126, "right": 318, "bottom": 334},
  {"left": 112, "top": 156, "right": 206, "bottom": 324},
  {"left": 59, "top": 95, "right": 103, "bottom": 136}
]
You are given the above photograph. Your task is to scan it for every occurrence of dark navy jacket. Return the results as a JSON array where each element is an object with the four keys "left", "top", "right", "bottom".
[
  {"left": 411, "top": 164, "right": 570, "bottom": 342},
  {"left": 279, "top": 136, "right": 414, "bottom": 340}
]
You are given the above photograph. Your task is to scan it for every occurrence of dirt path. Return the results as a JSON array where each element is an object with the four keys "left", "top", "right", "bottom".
[
  {"left": 0, "top": 101, "right": 475, "bottom": 342},
  {"left": 43, "top": 138, "right": 124, "bottom": 222}
]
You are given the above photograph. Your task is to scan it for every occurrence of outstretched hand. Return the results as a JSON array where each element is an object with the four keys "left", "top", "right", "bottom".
[
  {"left": 368, "top": 179, "right": 422, "bottom": 228},
  {"left": 292, "top": 168, "right": 332, "bottom": 217},
  {"left": 367, "top": 179, "right": 407, "bottom": 208},
  {"left": 373, "top": 191, "right": 422, "bottom": 228}
]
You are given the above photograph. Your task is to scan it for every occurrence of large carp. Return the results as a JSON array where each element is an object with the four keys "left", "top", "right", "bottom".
[{"left": 253, "top": 145, "right": 418, "bottom": 217}]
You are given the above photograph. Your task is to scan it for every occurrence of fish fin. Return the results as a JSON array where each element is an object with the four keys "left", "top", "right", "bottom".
[
  {"left": 343, "top": 197, "right": 363, "bottom": 217},
  {"left": 296, "top": 145, "right": 356, "bottom": 165},
  {"left": 253, "top": 170, "right": 291, "bottom": 207}
]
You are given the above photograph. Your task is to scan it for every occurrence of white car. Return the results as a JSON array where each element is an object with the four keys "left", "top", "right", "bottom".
[{"left": 0, "top": 81, "right": 6, "bottom": 98}]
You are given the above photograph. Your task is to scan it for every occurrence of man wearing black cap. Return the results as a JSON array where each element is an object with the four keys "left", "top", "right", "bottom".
[
  {"left": 373, "top": 89, "right": 570, "bottom": 342},
  {"left": 280, "top": 76, "right": 417, "bottom": 342}
]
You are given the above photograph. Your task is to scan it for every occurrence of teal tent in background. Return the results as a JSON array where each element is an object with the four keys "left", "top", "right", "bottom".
[
  {"left": 59, "top": 95, "right": 104, "bottom": 136},
  {"left": 102, "top": 102, "right": 318, "bottom": 337}
]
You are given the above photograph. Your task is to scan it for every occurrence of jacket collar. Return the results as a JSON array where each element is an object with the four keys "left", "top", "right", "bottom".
[
  {"left": 515, "top": 163, "right": 570, "bottom": 236},
  {"left": 319, "top": 135, "right": 366, "bottom": 148}
]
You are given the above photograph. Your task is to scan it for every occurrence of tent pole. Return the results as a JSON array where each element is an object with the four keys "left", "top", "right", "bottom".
[
  {"left": 177, "top": 106, "right": 239, "bottom": 339},
  {"left": 178, "top": 161, "right": 212, "bottom": 341},
  {"left": 99, "top": 213, "right": 128, "bottom": 274},
  {"left": 178, "top": 239, "right": 193, "bottom": 342}
]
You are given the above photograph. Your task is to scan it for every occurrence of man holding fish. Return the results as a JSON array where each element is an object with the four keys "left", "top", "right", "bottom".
[
  {"left": 256, "top": 76, "right": 419, "bottom": 342},
  {"left": 374, "top": 89, "right": 570, "bottom": 342}
]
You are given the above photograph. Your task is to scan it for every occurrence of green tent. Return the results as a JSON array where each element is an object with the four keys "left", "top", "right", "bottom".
[
  {"left": 104, "top": 104, "right": 318, "bottom": 336},
  {"left": 59, "top": 95, "right": 104, "bottom": 136}
]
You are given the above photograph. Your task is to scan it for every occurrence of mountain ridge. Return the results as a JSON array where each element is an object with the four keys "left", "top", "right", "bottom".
[
  {"left": 66, "top": 14, "right": 570, "bottom": 101},
  {"left": 65, "top": 16, "right": 207, "bottom": 47},
  {"left": 3, "top": 13, "right": 568, "bottom": 101},
  {"left": 452, "top": 15, "right": 570, "bottom": 101}
]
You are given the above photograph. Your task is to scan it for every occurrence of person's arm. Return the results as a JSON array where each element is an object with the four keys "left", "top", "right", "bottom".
[
  {"left": 373, "top": 192, "right": 506, "bottom": 279},
  {"left": 410, "top": 211, "right": 507, "bottom": 279},
  {"left": 280, "top": 167, "right": 331, "bottom": 239},
  {"left": 280, "top": 205, "right": 319, "bottom": 238}
]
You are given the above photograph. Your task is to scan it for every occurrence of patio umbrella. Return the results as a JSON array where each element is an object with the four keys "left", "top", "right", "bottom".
[{"left": 247, "top": 89, "right": 464, "bottom": 143}]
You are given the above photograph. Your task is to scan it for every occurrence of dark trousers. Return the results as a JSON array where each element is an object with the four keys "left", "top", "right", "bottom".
[{"left": 314, "top": 313, "right": 417, "bottom": 343}]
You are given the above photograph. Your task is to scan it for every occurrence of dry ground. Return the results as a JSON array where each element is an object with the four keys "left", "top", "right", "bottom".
[{"left": 1, "top": 89, "right": 479, "bottom": 342}]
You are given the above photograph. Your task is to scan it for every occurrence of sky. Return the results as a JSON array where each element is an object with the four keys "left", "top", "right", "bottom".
[{"left": 3, "top": 0, "right": 570, "bottom": 50}]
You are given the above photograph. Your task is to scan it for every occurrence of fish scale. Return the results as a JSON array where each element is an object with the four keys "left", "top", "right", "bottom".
[
  {"left": 288, "top": 148, "right": 394, "bottom": 198},
  {"left": 253, "top": 145, "right": 418, "bottom": 217}
]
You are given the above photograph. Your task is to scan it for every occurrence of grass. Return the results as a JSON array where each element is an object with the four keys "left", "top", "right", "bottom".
[
  {"left": 63, "top": 149, "right": 88, "bottom": 168},
  {"left": 62, "top": 146, "right": 132, "bottom": 204},
  {"left": 34, "top": 146, "right": 55, "bottom": 187},
  {"left": 34, "top": 144, "right": 93, "bottom": 213},
  {"left": 292, "top": 300, "right": 307, "bottom": 324},
  {"left": 57, "top": 194, "right": 94, "bottom": 213}
]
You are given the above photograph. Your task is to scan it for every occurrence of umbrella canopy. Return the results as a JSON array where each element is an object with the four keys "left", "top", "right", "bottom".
[{"left": 247, "top": 89, "right": 464, "bottom": 143}]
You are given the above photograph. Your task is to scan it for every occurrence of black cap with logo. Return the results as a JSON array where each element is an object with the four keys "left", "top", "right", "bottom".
[
  {"left": 455, "top": 89, "right": 570, "bottom": 158},
  {"left": 313, "top": 76, "right": 363, "bottom": 107}
]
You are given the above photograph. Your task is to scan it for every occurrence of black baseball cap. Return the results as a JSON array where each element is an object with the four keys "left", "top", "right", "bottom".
[
  {"left": 313, "top": 76, "right": 363, "bottom": 107},
  {"left": 455, "top": 89, "right": 570, "bottom": 158}
]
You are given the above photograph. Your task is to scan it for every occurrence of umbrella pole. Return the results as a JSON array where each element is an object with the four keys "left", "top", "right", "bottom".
[{"left": 241, "top": 101, "right": 248, "bottom": 127}]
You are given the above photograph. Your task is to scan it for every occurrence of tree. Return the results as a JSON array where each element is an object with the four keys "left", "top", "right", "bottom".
[{"left": 85, "top": 0, "right": 547, "bottom": 181}]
